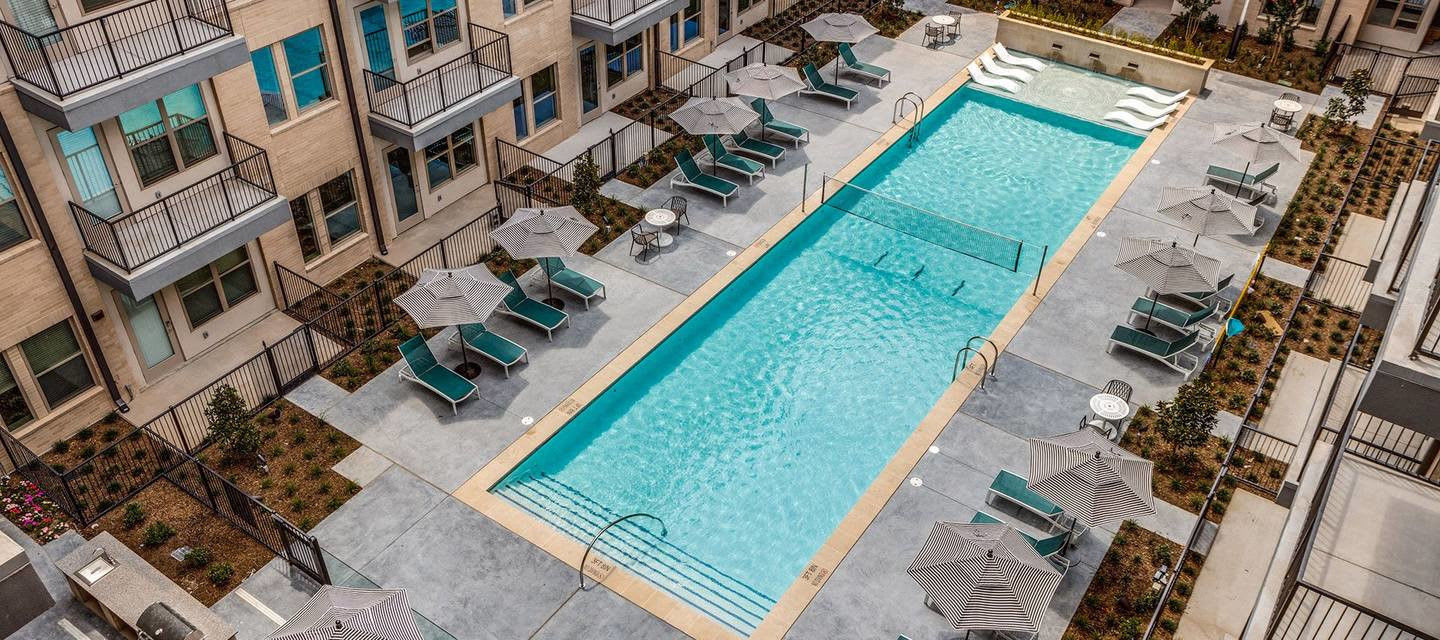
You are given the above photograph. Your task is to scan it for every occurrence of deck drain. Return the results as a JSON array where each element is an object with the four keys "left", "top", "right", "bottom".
[
  {"left": 726, "top": 250, "right": 737, "bottom": 257},
  {"left": 521, "top": 416, "right": 534, "bottom": 426},
  {"left": 928, "top": 446, "right": 939, "bottom": 454},
  {"left": 1095, "top": 231, "right": 1107, "bottom": 238},
  {"left": 908, "top": 477, "right": 923, "bottom": 487}
]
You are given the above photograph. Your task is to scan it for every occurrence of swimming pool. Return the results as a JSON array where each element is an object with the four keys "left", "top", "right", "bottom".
[{"left": 492, "top": 86, "right": 1142, "bottom": 634}]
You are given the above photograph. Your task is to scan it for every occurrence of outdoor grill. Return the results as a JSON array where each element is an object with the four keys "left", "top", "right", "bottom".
[{"left": 136, "top": 602, "right": 203, "bottom": 640}]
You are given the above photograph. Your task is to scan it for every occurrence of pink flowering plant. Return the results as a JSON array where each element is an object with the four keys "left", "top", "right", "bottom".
[{"left": 1, "top": 475, "right": 72, "bottom": 544}]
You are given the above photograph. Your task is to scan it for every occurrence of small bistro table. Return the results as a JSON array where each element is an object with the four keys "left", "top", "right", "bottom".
[
  {"left": 645, "top": 208, "right": 677, "bottom": 247},
  {"left": 1087, "top": 392, "right": 1131, "bottom": 441}
]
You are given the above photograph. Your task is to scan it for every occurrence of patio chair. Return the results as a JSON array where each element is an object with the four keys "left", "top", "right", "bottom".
[
  {"left": 1174, "top": 273, "right": 1235, "bottom": 309},
  {"left": 966, "top": 61, "right": 1020, "bottom": 93},
  {"left": 837, "top": 43, "right": 891, "bottom": 85},
  {"left": 1126, "top": 86, "right": 1188, "bottom": 105},
  {"left": 970, "top": 511, "right": 1072, "bottom": 574},
  {"left": 664, "top": 195, "right": 689, "bottom": 235},
  {"left": 702, "top": 134, "right": 764, "bottom": 183},
  {"left": 1128, "top": 297, "right": 1219, "bottom": 337},
  {"left": 727, "top": 131, "right": 785, "bottom": 167},
  {"left": 498, "top": 270, "right": 570, "bottom": 340},
  {"left": 750, "top": 98, "right": 809, "bottom": 146},
  {"left": 631, "top": 224, "right": 660, "bottom": 260},
  {"left": 922, "top": 23, "right": 944, "bottom": 47},
  {"left": 1206, "top": 163, "right": 1279, "bottom": 205},
  {"left": 397, "top": 336, "right": 477, "bottom": 415},
  {"left": 453, "top": 322, "right": 528, "bottom": 378},
  {"left": 539, "top": 257, "right": 607, "bottom": 309},
  {"left": 671, "top": 149, "right": 739, "bottom": 204},
  {"left": 1106, "top": 325, "right": 1202, "bottom": 377},
  {"left": 986, "top": 469, "right": 1069, "bottom": 533},
  {"left": 994, "top": 43, "right": 1045, "bottom": 72},
  {"left": 1101, "top": 379, "right": 1133, "bottom": 403},
  {"left": 801, "top": 63, "right": 859, "bottom": 108}
]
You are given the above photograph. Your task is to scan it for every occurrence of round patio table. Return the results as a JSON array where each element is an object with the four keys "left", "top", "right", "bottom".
[
  {"left": 1088, "top": 392, "right": 1131, "bottom": 441},
  {"left": 645, "top": 208, "right": 677, "bottom": 247},
  {"left": 1273, "top": 98, "right": 1303, "bottom": 115},
  {"left": 931, "top": 14, "right": 958, "bottom": 38}
]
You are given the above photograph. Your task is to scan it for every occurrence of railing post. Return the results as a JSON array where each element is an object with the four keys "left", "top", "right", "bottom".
[
  {"left": 99, "top": 19, "right": 122, "bottom": 79},
  {"left": 303, "top": 324, "right": 321, "bottom": 370},
  {"left": 169, "top": 406, "right": 193, "bottom": 454},
  {"left": 163, "top": 0, "right": 185, "bottom": 62},
  {"left": 262, "top": 340, "right": 283, "bottom": 397},
  {"left": 36, "top": 40, "right": 62, "bottom": 97},
  {"left": 372, "top": 283, "right": 387, "bottom": 334},
  {"left": 162, "top": 199, "right": 181, "bottom": 255}
]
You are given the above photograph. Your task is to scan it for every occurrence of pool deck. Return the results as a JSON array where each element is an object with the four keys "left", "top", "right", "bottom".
[{"left": 208, "top": 9, "right": 1324, "bottom": 640}]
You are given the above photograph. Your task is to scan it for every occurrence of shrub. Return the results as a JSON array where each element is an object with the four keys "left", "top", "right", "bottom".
[
  {"left": 207, "top": 563, "right": 235, "bottom": 586},
  {"left": 206, "top": 384, "right": 260, "bottom": 460},
  {"left": 1155, "top": 382, "right": 1219, "bottom": 454},
  {"left": 141, "top": 521, "right": 176, "bottom": 546},
  {"left": 51, "top": 440, "right": 70, "bottom": 454},
  {"left": 76, "top": 427, "right": 94, "bottom": 440},
  {"left": 121, "top": 502, "right": 145, "bottom": 529},
  {"left": 183, "top": 547, "right": 212, "bottom": 568}
]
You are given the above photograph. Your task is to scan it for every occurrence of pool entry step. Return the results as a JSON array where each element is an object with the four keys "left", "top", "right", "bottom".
[{"left": 495, "top": 473, "right": 776, "bottom": 634}]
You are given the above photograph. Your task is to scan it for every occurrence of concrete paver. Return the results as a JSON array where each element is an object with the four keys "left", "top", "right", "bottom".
[{"left": 1174, "top": 490, "right": 1288, "bottom": 640}]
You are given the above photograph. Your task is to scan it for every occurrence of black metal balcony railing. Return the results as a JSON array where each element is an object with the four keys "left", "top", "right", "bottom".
[
  {"left": 571, "top": 0, "right": 669, "bottom": 24},
  {"left": 0, "top": 0, "right": 234, "bottom": 99},
  {"left": 70, "top": 134, "right": 278, "bottom": 272},
  {"left": 1416, "top": 277, "right": 1440, "bottom": 359},
  {"left": 363, "top": 23, "right": 512, "bottom": 128}
]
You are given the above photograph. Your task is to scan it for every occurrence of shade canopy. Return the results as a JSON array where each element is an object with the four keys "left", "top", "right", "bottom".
[
  {"left": 908, "top": 522, "right": 1062, "bottom": 633},
  {"left": 1212, "top": 122, "right": 1301, "bottom": 166},
  {"left": 725, "top": 63, "right": 806, "bottom": 100},
  {"left": 267, "top": 586, "right": 422, "bottom": 640},
  {"left": 668, "top": 97, "right": 760, "bottom": 135},
  {"left": 491, "top": 206, "right": 598, "bottom": 259},
  {"left": 1028, "top": 429, "right": 1156, "bottom": 528},
  {"left": 801, "top": 12, "right": 878, "bottom": 43},
  {"left": 1158, "top": 186, "right": 1261, "bottom": 236},
  {"left": 1114, "top": 236, "right": 1222, "bottom": 295},
  {"left": 392, "top": 266, "right": 509, "bottom": 329}
]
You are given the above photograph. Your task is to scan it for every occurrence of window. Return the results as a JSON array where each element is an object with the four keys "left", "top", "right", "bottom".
[
  {"left": 669, "top": 0, "right": 702, "bottom": 51},
  {"left": 290, "top": 196, "right": 322, "bottom": 262},
  {"left": 531, "top": 66, "right": 558, "bottom": 128},
  {"left": 738, "top": 0, "right": 753, "bottom": 15},
  {"left": 423, "top": 124, "right": 477, "bottom": 189},
  {"left": 56, "top": 127, "right": 122, "bottom": 219},
  {"left": 117, "top": 85, "right": 217, "bottom": 185},
  {"left": 79, "top": 0, "right": 125, "bottom": 11},
  {"left": 1369, "top": 0, "right": 1427, "bottom": 29},
  {"left": 0, "top": 160, "right": 30, "bottom": 252},
  {"left": 318, "top": 173, "right": 362, "bottom": 243},
  {"left": 360, "top": 5, "right": 395, "bottom": 78},
  {"left": 176, "top": 247, "right": 258, "bottom": 328},
  {"left": 0, "top": 357, "right": 33, "bottom": 431},
  {"left": 502, "top": 0, "right": 518, "bottom": 18},
  {"left": 399, "top": 0, "right": 459, "bottom": 58},
  {"left": 20, "top": 321, "right": 93, "bottom": 409},
  {"left": 8, "top": 0, "right": 56, "bottom": 34},
  {"left": 252, "top": 27, "right": 335, "bottom": 125},
  {"left": 606, "top": 34, "right": 644, "bottom": 87},
  {"left": 1301, "top": 0, "right": 1323, "bottom": 23}
]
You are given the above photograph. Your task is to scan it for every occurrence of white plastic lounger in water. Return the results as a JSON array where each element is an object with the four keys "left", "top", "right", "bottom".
[
  {"left": 967, "top": 62, "right": 1021, "bottom": 93},
  {"left": 1126, "top": 86, "right": 1189, "bottom": 105},
  {"left": 1105, "top": 110, "right": 1168, "bottom": 131},
  {"left": 994, "top": 43, "right": 1046, "bottom": 72},
  {"left": 980, "top": 52, "right": 1033, "bottom": 83},
  {"left": 1115, "top": 97, "right": 1179, "bottom": 118}
]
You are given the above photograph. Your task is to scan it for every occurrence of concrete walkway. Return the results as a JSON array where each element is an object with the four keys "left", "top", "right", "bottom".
[
  {"left": 1174, "top": 490, "right": 1289, "bottom": 640},
  {"left": 1103, "top": 0, "right": 1176, "bottom": 40}
]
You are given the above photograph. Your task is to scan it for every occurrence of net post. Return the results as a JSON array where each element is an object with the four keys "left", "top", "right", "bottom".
[
  {"left": 1033, "top": 244, "right": 1049, "bottom": 296},
  {"left": 803, "top": 163, "right": 810, "bottom": 214}
]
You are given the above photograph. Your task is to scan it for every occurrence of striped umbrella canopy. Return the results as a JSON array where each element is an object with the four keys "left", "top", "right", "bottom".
[
  {"left": 908, "top": 522, "right": 1062, "bottom": 633},
  {"left": 267, "top": 586, "right": 422, "bottom": 640},
  {"left": 669, "top": 97, "right": 760, "bottom": 135},
  {"left": 1158, "top": 186, "right": 1260, "bottom": 238},
  {"left": 1028, "top": 429, "right": 1156, "bottom": 528},
  {"left": 725, "top": 63, "right": 805, "bottom": 101},
  {"left": 392, "top": 266, "right": 509, "bottom": 329},
  {"left": 491, "top": 206, "right": 598, "bottom": 259},
  {"left": 1113, "top": 236, "right": 1222, "bottom": 295},
  {"left": 1212, "top": 122, "right": 1301, "bottom": 166},
  {"left": 801, "top": 12, "right": 878, "bottom": 43}
]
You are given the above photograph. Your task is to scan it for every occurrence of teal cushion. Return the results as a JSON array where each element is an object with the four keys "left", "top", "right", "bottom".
[
  {"left": 553, "top": 270, "right": 603, "bottom": 297},
  {"left": 992, "top": 470, "right": 1062, "bottom": 516},
  {"left": 417, "top": 365, "right": 475, "bottom": 401},
  {"left": 515, "top": 298, "right": 567, "bottom": 329}
]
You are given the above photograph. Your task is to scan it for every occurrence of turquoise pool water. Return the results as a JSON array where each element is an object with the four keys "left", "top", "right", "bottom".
[{"left": 492, "top": 86, "right": 1142, "bottom": 633}]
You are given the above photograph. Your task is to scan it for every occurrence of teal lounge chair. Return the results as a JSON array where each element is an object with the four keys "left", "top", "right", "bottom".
[
  {"left": 801, "top": 63, "right": 858, "bottom": 108},
  {"left": 1130, "top": 297, "right": 1219, "bottom": 339},
  {"left": 750, "top": 98, "right": 809, "bottom": 146},
  {"left": 539, "top": 257, "right": 606, "bottom": 309},
  {"left": 986, "top": 469, "right": 1070, "bottom": 533},
  {"left": 1175, "top": 273, "right": 1235, "bottom": 309},
  {"left": 727, "top": 131, "right": 784, "bottom": 167},
  {"left": 671, "top": 149, "right": 739, "bottom": 204},
  {"left": 498, "top": 270, "right": 570, "bottom": 340},
  {"left": 702, "top": 134, "right": 764, "bottom": 183},
  {"left": 970, "top": 511, "right": 1072, "bottom": 573},
  {"left": 1107, "top": 325, "right": 1201, "bottom": 377},
  {"left": 1207, "top": 163, "right": 1278, "bottom": 204},
  {"left": 453, "top": 323, "right": 527, "bottom": 378},
  {"left": 397, "top": 336, "right": 477, "bottom": 415},
  {"left": 837, "top": 43, "right": 890, "bottom": 85}
]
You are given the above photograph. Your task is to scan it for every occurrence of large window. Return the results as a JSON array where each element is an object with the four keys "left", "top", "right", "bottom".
[
  {"left": 0, "top": 357, "right": 33, "bottom": 431},
  {"left": 117, "top": 85, "right": 217, "bottom": 186},
  {"left": 0, "top": 159, "right": 30, "bottom": 252},
  {"left": 20, "top": 321, "right": 93, "bottom": 409},
  {"left": 399, "top": 0, "right": 459, "bottom": 58},
  {"left": 669, "top": 0, "right": 702, "bottom": 51},
  {"left": 606, "top": 34, "right": 644, "bottom": 87},
  {"left": 176, "top": 247, "right": 258, "bottom": 328},
  {"left": 424, "top": 124, "right": 478, "bottom": 189},
  {"left": 1369, "top": 0, "right": 1427, "bottom": 30},
  {"left": 290, "top": 171, "right": 363, "bottom": 262},
  {"left": 251, "top": 27, "right": 335, "bottom": 126},
  {"left": 530, "top": 66, "right": 558, "bottom": 129},
  {"left": 55, "top": 127, "right": 122, "bottom": 219}
]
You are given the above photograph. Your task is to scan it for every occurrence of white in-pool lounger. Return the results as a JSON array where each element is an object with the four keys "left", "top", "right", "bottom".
[
  {"left": 1104, "top": 110, "right": 1168, "bottom": 131},
  {"left": 994, "top": 43, "right": 1046, "bottom": 72},
  {"left": 1126, "top": 86, "right": 1189, "bottom": 105},
  {"left": 967, "top": 62, "right": 1021, "bottom": 93},
  {"left": 1115, "top": 97, "right": 1180, "bottom": 118},
  {"left": 980, "top": 52, "right": 1033, "bottom": 83}
]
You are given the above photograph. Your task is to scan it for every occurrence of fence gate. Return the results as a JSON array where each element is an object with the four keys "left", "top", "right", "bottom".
[
  {"left": 276, "top": 516, "right": 331, "bottom": 585},
  {"left": 1393, "top": 74, "right": 1440, "bottom": 116}
]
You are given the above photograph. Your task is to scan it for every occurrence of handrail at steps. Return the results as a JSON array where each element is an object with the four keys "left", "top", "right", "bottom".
[
  {"left": 580, "top": 512, "right": 667, "bottom": 589},
  {"left": 954, "top": 346, "right": 989, "bottom": 386}
]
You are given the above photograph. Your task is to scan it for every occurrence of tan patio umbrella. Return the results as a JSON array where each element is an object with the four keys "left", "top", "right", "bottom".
[
  {"left": 1028, "top": 428, "right": 1156, "bottom": 531},
  {"left": 491, "top": 206, "right": 598, "bottom": 310},
  {"left": 908, "top": 522, "right": 1062, "bottom": 634},
  {"left": 392, "top": 266, "right": 510, "bottom": 378},
  {"left": 267, "top": 586, "right": 422, "bottom": 640},
  {"left": 801, "top": 13, "right": 878, "bottom": 83},
  {"left": 1157, "top": 186, "right": 1261, "bottom": 243},
  {"left": 1212, "top": 122, "right": 1301, "bottom": 192}
]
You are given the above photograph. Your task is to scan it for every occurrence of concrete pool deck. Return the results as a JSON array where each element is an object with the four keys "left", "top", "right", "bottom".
[{"left": 217, "top": 21, "right": 1325, "bottom": 640}]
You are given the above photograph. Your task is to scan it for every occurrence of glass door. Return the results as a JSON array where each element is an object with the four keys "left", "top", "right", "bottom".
[
  {"left": 55, "top": 127, "right": 122, "bottom": 219},
  {"left": 578, "top": 44, "right": 601, "bottom": 122},
  {"left": 386, "top": 146, "right": 421, "bottom": 231},
  {"left": 118, "top": 292, "right": 180, "bottom": 378},
  {"left": 359, "top": 5, "right": 395, "bottom": 78},
  {"left": 718, "top": 0, "right": 731, "bottom": 39}
]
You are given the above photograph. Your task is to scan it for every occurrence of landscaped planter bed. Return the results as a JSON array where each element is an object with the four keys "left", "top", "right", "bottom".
[
  {"left": 1062, "top": 521, "right": 1202, "bottom": 640},
  {"left": 1282, "top": 300, "right": 1381, "bottom": 367},
  {"left": 1201, "top": 276, "right": 1302, "bottom": 416},
  {"left": 1121, "top": 408, "right": 1283, "bottom": 522},
  {"left": 1269, "top": 117, "right": 1371, "bottom": 266}
]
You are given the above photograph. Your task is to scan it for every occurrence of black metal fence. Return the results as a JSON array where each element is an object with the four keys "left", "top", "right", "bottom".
[
  {"left": 363, "top": 23, "right": 512, "bottom": 127},
  {"left": 1271, "top": 582, "right": 1435, "bottom": 640},
  {"left": 1326, "top": 44, "right": 1440, "bottom": 115},
  {"left": 571, "top": 0, "right": 670, "bottom": 23},
  {"left": 1307, "top": 253, "right": 1370, "bottom": 312},
  {"left": 0, "top": 0, "right": 234, "bottom": 98},
  {"left": 1415, "top": 278, "right": 1440, "bottom": 358}
]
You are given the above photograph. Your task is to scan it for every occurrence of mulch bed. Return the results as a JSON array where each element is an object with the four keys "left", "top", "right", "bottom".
[
  {"left": 951, "top": 0, "right": 1121, "bottom": 25},
  {"left": 1157, "top": 24, "right": 1327, "bottom": 92},
  {"left": 1199, "top": 276, "right": 1301, "bottom": 416},
  {"left": 745, "top": 0, "right": 923, "bottom": 70},
  {"left": 1268, "top": 117, "right": 1371, "bottom": 266},
  {"left": 40, "top": 411, "right": 131, "bottom": 473},
  {"left": 1063, "top": 521, "right": 1203, "bottom": 640},
  {"left": 1121, "top": 407, "right": 1283, "bottom": 522},
  {"left": 1282, "top": 299, "right": 1381, "bottom": 368}
]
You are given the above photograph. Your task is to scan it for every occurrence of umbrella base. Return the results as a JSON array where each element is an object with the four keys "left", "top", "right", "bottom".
[
  {"left": 543, "top": 298, "right": 566, "bottom": 310},
  {"left": 455, "top": 362, "right": 483, "bottom": 379}
]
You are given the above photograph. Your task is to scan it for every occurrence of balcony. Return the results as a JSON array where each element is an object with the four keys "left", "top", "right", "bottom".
[
  {"left": 0, "top": 0, "right": 250, "bottom": 130},
  {"left": 70, "top": 135, "right": 291, "bottom": 299},
  {"left": 364, "top": 23, "right": 522, "bottom": 151},
  {"left": 570, "top": 0, "right": 690, "bottom": 44}
]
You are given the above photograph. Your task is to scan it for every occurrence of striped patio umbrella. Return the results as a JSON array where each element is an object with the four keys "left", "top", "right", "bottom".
[
  {"left": 908, "top": 522, "right": 1062, "bottom": 634},
  {"left": 725, "top": 63, "right": 805, "bottom": 101},
  {"left": 492, "top": 206, "right": 598, "bottom": 309},
  {"left": 267, "top": 586, "right": 422, "bottom": 640},
  {"left": 393, "top": 266, "right": 509, "bottom": 377},
  {"left": 1212, "top": 122, "right": 1301, "bottom": 191},
  {"left": 668, "top": 97, "right": 760, "bottom": 135},
  {"left": 1027, "top": 428, "right": 1156, "bottom": 529},
  {"left": 1158, "top": 186, "right": 1260, "bottom": 241},
  {"left": 1114, "top": 236, "right": 1222, "bottom": 329}
]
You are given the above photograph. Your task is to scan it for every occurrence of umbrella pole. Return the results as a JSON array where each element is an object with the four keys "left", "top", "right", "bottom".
[
  {"left": 543, "top": 265, "right": 565, "bottom": 310},
  {"left": 1143, "top": 291, "right": 1158, "bottom": 332},
  {"left": 1232, "top": 161, "right": 1252, "bottom": 198},
  {"left": 455, "top": 325, "right": 481, "bottom": 379}
]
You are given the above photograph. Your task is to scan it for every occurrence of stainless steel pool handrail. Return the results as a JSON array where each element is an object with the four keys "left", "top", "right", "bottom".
[
  {"left": 579, "top": 512, "right": 667, "bottom": 590},
  {"left": 965, "top": 335, "right": 999, "bottom": 378},
  {"left": 954, "top": 347, "right": 989, "bottom": 387},
  {"left": 892, "top": 92, "right": 925, "bottom": 146}
]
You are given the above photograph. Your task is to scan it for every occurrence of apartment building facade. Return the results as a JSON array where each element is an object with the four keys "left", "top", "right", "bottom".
[
  {"left": 0, "top": 0, "right": 770, "bottom": 453},
  {"left": 1176, "top": 0, "right": 1440, "bottom": 52}
]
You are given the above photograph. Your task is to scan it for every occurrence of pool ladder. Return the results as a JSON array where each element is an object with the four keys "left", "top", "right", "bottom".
[
  {"left": 580, "top": 512, "right": 667, "bottom": 590},
  {"left": 953, "top": 336, "right": 999, "bottom": 385},
  {"left": 892, "top": 92, "right": 925, "bottom": 147}
]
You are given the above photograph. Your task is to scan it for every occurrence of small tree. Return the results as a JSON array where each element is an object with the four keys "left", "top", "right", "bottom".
[
  {"left": 1341, "top": 69, "right": 1372, "bottom": 121},
  {"left": 1154, "top": 381, "right": 1219, "bottom": 455},
  {"left": 1261, "top": 0, "right": 1304, "bottom": 63},
  {"left": 1177, "top": 0, "right": 1219, "bottom": 41},
  {"left": 205, "top": 384, "right": 260, "bottom": 460},
  {"left": 570, "top": 152, "right": 602, "bottom": 221}
]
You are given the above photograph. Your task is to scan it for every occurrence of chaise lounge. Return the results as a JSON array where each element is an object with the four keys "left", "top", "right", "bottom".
[
  {"left": 1174, "top": 273, "right": 1235, "bottom": 309},
  {"left": 1206, "top": 163, "right": 1279, "bottom": 205},
  {"left": 837, "top": 43, "right": 891, "bottom": 85},
  {"left": 986, "top": 469, "right": 1071, "bottom": 534},
  {"left": 727, "top": 131, "right": 785, "bottom": 166},
  {"left": 801, "top": 62, "right": 859, "bottom": 108},
  {"left": 498, "top": 270, "right": 570, "bottom": 340},
  {"left": 671, "top": 149, "right": 739, "bottom": 204},
  {"left": 453, "top": 322, "right": 528, "bottom": 378},
  {"left": 1129, "top": 297, "right": 1219, "bottom": 336},
  {"left": 539, "top": 257, "right": 607, "bottom": 309},
  {"left": 1107, "top": 325, "right": 1202, "bottom": 377},
  {"left": 703, "top": 134, "right": 765, "bottom": 183},
  {"left": 993, "top": 42, "right": 1046, "bottom": 72},
  {"left": 750, "top": 98, "right": 809, "bottom": 146},
  {"left": 398, "top": 336, "right": 477, "bottom": 415},
  {"left": 970, "top": 510, "right": 1072, "bottom": 573}
]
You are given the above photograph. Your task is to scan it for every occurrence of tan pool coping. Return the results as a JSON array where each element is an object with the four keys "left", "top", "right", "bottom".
[{"left": 452, "top": 58, "right": 1192, "bottom": 639}]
